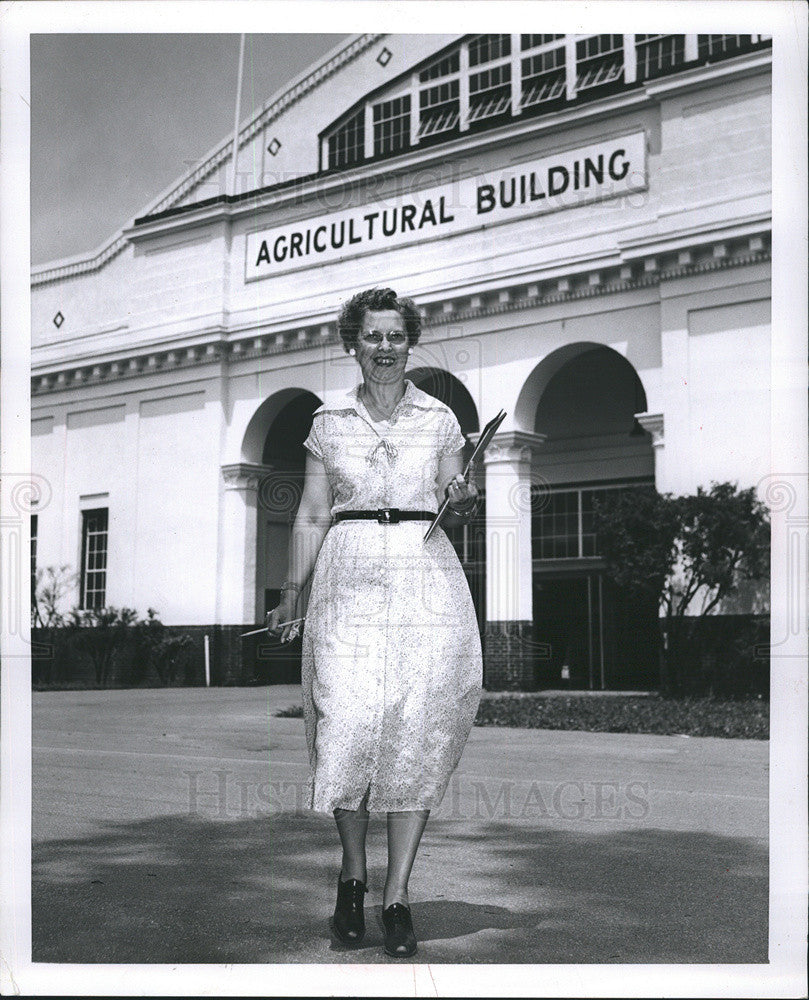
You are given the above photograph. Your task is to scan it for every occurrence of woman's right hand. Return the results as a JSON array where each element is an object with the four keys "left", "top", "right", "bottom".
[{"left": 265, "top": 596, "right": 301, "bottom": 644}]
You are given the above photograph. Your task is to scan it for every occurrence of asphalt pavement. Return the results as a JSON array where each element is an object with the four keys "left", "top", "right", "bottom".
[{"left": 32, "top": 685, "right": 768, "bottom": 965}]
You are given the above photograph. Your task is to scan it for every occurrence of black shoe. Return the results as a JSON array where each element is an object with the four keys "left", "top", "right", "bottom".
[
  {"left": 382, "top": 902, "right": 417, "bottom": 958},
  {"left": 333, "top": 873, "right": 368, "bottom": 945}
]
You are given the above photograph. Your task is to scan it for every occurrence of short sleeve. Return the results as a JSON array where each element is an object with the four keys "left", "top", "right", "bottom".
[
  {"left": 438, "top": 408, "right": 466, "bottom": 457},
  {"left": 303, "top": 414, "right": 324, "bottom": 459}
]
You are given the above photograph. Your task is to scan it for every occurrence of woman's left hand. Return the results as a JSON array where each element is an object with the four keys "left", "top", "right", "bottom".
[{"left": 446, "top": 472, "right": 478, "bottom": 509}]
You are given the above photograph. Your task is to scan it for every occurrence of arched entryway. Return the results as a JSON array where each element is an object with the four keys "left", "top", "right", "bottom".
[
  {"left": 237, "top": 388, "right": 321, "bottom": 683},
  {"left": 408, "top": 367, "right": 485, "bottom": 629},
  {"left": 518, "top": 344, "right": 657, "bottom": 690},
  {"left": 255, "top": 390, "right": 322, "bottom": 617}
]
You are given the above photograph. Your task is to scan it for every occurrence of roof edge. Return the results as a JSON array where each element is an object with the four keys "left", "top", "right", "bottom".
[{"left": 32, "top": 33, "right": 381, "bottom": 286}]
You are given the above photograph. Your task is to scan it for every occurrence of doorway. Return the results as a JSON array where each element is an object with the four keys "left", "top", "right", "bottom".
[{"left": 533, "top": 570, "right": 659, "bottom": 690}]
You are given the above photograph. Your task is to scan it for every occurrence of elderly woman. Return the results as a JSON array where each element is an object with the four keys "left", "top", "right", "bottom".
[{"left": 266, "top": 287, "right": 482, "bottom": 959}]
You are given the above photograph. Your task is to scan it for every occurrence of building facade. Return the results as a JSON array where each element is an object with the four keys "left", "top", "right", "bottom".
[{"left": 31, "top": 33, "right": 772, "bottom": 688}]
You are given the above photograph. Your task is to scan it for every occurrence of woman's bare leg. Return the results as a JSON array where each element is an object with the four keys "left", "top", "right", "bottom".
[
  {"left": 383, "top": 809, "right": 429, "bottom": 908},
  {"left": 333, "top": 788, "right": 370, "bottom": 882}
]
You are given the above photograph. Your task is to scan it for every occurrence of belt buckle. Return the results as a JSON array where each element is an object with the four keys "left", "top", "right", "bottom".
[{"left": 377, "top": 507, "right": 400, "bottom": 524}]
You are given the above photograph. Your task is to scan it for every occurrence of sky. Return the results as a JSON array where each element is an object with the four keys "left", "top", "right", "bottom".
[{"left": 30, "top": 33, "right": 351, "bottom": 266}]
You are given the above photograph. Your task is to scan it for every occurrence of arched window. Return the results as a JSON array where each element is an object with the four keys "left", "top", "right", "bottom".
[{"left": 319, "top": 33, "right": 772, "bottom": 172}]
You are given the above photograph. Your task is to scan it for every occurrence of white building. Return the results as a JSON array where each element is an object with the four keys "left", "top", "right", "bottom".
[{"left": 31, "top": 33, "right": 772, "bottom": 688}]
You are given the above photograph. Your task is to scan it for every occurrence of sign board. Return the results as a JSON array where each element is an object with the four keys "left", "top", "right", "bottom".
[{"left": 245, "top": 132, "right": 646, "bottom": 281}]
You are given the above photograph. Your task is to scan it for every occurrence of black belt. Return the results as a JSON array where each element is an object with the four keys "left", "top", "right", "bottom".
[{"left": 334, "top": 508, "right": 436, "bottom": 525}]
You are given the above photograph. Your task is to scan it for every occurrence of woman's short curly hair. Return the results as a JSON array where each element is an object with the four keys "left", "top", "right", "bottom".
[{"left": 337, "top": 287, "right": 421, "bottom": 354}]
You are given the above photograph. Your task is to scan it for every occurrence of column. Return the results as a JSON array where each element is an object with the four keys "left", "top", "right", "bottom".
[
  {"left": 510, "top": 33, "right": 522, "bottom": 116},
  {"left": 363, "top": 102, "right": 374, "bottom": 160},
  {"left": 218, "top": 462, "right": 265, "bottom": 683},
  {"left": 623, "top": 34, "right": 637, "bottom": 84},
  {"left": 636, "top": 413, "right": 665, "bottom": 488},
  {"left": 564, "top": 36, "right": 578, "bottom": 102},
  {"left": 459, "top": 40, "right": 470, "bottom": 131},
  {"left": 409, "top": 72, "right": 420, "bottom": 147},
  {"left": 483, "top": 431, "right": 545, "bottom": 690}
]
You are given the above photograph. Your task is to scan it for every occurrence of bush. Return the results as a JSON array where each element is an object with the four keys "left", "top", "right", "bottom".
[
  {"left": 275, "top": 694, "right": 768, "bottom": 738},
  {"left": 474, "top": 693, "right": 768, "bottom": 739},
  {"left": 32, "top": 600, "right": 197, "bottom": 688},
  {"left": 132, "top": 609, "right": 196, "bottom": 685},
  {"left": 64, "top": 606, "right": 140, "bottom": 685}
]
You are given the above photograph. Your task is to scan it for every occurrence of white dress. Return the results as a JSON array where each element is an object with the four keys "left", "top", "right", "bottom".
[{"left": 301, "top": 379, "right": 483, "bottom": 813}]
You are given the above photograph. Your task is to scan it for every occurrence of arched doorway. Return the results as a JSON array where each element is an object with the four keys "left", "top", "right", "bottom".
[
  {"left": 408, "top": 367, "right": 485, "bottom": 629},
  {"left": 256, "top": 390, "right": 321, "bottom": 615},
  {"left": 241, "top": 388, "right": 321, "bottom": 683},
  {"left": 519, "top": 344, "right": 657, "bottom": 690}
]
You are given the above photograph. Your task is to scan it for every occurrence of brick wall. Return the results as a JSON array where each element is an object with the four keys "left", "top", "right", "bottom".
[{"left": 483, "top": 621, "right": 537, "bottom": 691}]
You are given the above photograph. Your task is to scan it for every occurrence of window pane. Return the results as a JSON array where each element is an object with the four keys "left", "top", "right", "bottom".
[
  {"left": 468, "top": 64, "right": 512, "bottom": 122},
  {"left": 468, "top": 34, "right": 511, "bottom": 68},
  {"left": 418, "top": 80, "right": 460, "bottom": 138},
  {"left": 575, "top": 34, "right": 624, "bottom": 94},
  {"left": 419, "top": 49, "right": 460, "bottom": 82},
  {"left": 327, "top": 108, "right": 365, "bottom": 169},
  {"left": 635, "top": 35, "right": 686, "bottom": 81},
  {"left": 521, "top": 34, "right": 564, "bottom": 51},
  {"left": 697, "top": 34, "right": 752, "bottom": 62},
  {"left": 81, "top": 507, "right": 108, "bottom": 610},
  {"left": 373, "top": 95, "right": 411, "bottom": 156}
]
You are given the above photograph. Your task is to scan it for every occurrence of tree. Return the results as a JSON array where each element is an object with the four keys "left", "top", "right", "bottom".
[
  {"left": 669, "top": 483, "right": 769, "bottom": 618},
  {"left": 32, "top": 565, "right": 79, "bottom": 684},
  {"left": 592, "top": 482, "right": 770, "bottom": 694},
  {"left": 32, "top": 564, "right": 78, "bottom": 628},
  {"left": 591, "top": 487, "right": 679, "bottom": 691}
]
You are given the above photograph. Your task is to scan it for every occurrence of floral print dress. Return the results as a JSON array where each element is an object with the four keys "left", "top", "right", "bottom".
[{"left": 301, "top": 379, "right": 483, "bottom": 813}]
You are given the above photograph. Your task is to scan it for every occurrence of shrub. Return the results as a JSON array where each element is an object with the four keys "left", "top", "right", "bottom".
[
  {"left": 474, "top": 694, "right": 768, "bottom": 739},
  {"left": 64, "top": 606, "right": 140, "bottom": 685}
]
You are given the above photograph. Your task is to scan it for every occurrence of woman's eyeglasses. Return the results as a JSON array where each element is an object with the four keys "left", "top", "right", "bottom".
[{"left": 361, "top": 330, "right": 407, "bottom": 345}]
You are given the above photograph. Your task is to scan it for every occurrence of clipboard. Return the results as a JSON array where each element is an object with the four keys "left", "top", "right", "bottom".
[{"left": 424, "top": 408, "right": 507, "bottom": 542}]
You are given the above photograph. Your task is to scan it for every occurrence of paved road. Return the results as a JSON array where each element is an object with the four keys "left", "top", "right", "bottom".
[{"left": 32, "top": 686, "right": 768, "bottom": 964}]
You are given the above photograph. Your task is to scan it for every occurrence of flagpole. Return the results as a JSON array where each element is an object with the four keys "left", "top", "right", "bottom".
[{"left": 229, "top": 33, "right": 246, "bottom": 197}]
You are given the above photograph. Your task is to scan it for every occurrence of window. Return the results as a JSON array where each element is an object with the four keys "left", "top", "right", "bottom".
[
  {"left": 575, "top": 34, "right": 624, "bottom": 93},
  {"left": 635, "top": 35, "right": 686, "bottom": 81},
  {"left": 30, "top": 512, "right": 38, "bottom": 611},
  {"left": 468, "top": 34, "right": 511, "bottom": 68},
  {"left": 418, "top": 80, "right": 460, "bottom": 139},
  {"left": 320, "top": 33, "right": 772, "bottom": 171},
  {"left": 697, "top": 34, "right": 748, "bottom": 62},
  {"left": 80, "top": 508, "right": 108, "bottom": 610},
  {"left": 532, "top": 484, "right": 653, "bottom": 560},
  {"left": 373, "top": 95, "right": 411, "bottom": 156},
  {"left": 468, "top": 64, "right": 512, "bottom": 123},
  {"left": 419, "top": 50, "right": 460, "bottom": 82},
  {"left": 521, "top": 34, "right": 564, "bottom": 51},
  {"left": 521, "top": 46, "right": 566, "bottom": 109},
  {"left": 327, "top": 108, "right": 364, "bottom": 169},
  {"left": 532, "top": 489, "right": 580, "bottom": 559}
]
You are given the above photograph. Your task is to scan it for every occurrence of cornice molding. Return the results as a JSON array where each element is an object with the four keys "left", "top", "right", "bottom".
[
  {"left": 31, "top": 230, "right": 770, "bottom": 396},
  {"left": 483, "top": 431, "right": 547, "bottom": 465},
  {"left": 636, "top": 412, "right": 664, "bottom": 447},
  {"left": 221, "top": 462, "right": 273, "bottom": 490},
  {"left": 31, "top": 41, "right": 770, "bottom": 288}
]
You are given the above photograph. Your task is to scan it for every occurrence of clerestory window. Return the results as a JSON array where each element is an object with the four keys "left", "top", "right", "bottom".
[{"left": 319, "top": 34, "right": 772, "bottom": 173}]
